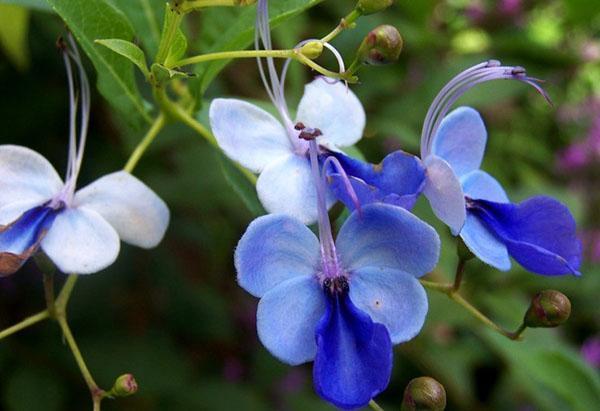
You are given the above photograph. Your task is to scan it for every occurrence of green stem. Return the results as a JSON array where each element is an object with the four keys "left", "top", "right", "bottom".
[
  {"left": 56, "top": 274, "right": 79, "bottom": 311},
  {"left": 154, "top": 87, "right": 257, "bottom": 185},
  {"left": 0, "top": 310, "right": 50, "bottom": 341},
  {"left": 169, "top": 48, "right": 294, "bottom": 68},
  {"left": 321, "top": 9, "right": 362, "bottom": 43},
  {"left": 178, "top": 0, "right": 240, "bottom": 13},
  {"left": 124, "top": 114, "right": 167, "bottom": 173},
  {"left": 43, "top": 271, "right": 56, "bottom": 318},
  {"left": 452, "top": 258, "right": 466, "bottom": 293},
  {"left": 57, "top": 314, "right": 104, "bottom": 408},
  {"left": 369, "top": 399, "right": 385, "bottom": 411},
  {"left": 420, "top": 279, "right": 524, "bottom": 341},
  {"left": 295, "top": 52, "right": 357, "bottom": 82}
]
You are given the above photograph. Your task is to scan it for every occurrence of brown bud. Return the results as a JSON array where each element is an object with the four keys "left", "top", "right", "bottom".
[
  {"left": 401, "top": 376, "right": 447, "bottom": 411},
  {"left": 524, "top": 290, "right": 571, "bottom": 328},
  {"left": 356, "top": 25, "right": 403, "bottom": 66}
]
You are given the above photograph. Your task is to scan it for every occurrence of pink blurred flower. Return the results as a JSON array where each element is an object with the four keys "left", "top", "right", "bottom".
[{"left": 581, "top": 336, "right": 600, "bottom": 368}]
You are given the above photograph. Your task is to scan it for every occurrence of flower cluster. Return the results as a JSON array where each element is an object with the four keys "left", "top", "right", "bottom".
[{"left": 208, "top": 0, "right": 583, "bottom": 408}]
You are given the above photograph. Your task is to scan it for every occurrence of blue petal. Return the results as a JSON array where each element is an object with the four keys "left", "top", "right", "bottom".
[
  {"left": 325, "top": 150, "right": 425, "bottom": 210},
  {"left": 431, "top": 107, "right": 487, "bottom": 177},
  {"left": 313, "top": 292, "right": 392, "bottom": 409},
  {"left": 461, "top": 170, "right": 509, "bottom": 203},
  {"left": 336, "top": 204, "right": 440, "bottom": 278},
  {"left": 469, "top": 197, "right": 582, "bottom": 276},
  {"left": 0, "top": 205, "right": 59, "bottom": 276},
  {"left": 423, "top": 155, "right": 466, "bottom": 235},
  {"left": 235, "top": 214, "right": 320, "bottom": 297},
  {"left": 349, "top": 267, "right": 428, "bottom": 344},
  {"left": 257, "top": 276, "right": 326, "bottom": 365},
  {"left": 460, "top": 213, "right": 511, "bottom": 271}
]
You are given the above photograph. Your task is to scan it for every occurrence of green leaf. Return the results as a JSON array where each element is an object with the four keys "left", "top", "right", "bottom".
[
  {"left": 193, "top": 0, "right": 324, "bottom": 96},
  {"left": 106, "top": 0, "right": 163, "bottom": 56},
  {"left": 0, "top": 4, "right": 29, "bottom": 70},
  {"left": 47, "top": 0, "right": 152, "bottom": 126},
  {"left": 95, "top": 38, "right": 149, "bottom": 78},
  {"left": 0, "top": 0, "right": 51, "bottom": 11}
]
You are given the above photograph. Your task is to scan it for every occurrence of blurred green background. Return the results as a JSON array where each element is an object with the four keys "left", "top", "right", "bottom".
[{"left": 0, "top": 0, "right": 599, "bottom": 410}]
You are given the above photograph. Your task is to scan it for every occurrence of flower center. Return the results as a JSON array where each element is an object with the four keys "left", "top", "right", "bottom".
[{"left": 322, "top": 275, "right": 349, "bottom": 296}]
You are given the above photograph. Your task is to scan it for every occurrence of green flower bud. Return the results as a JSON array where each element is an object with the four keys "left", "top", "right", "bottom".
[
  {"left": 401, "top": 377, "right": 447, "bottom": 411},
  {"left": 110, "top": 374, "right": 138, "bottom": 397},
  {"left": 356, "top": 25, "right": 403, "bottom": 66},
  {"left": 524, "top": 290, "right": 571, "bottom": 328},
  {"left": 299, "top": 41, "right": 324, "bottom": 60},
  {"left": 357, "top": 0, "right": 393, "bottom": 15}
]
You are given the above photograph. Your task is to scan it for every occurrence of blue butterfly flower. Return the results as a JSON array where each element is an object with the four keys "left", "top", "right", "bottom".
[
  {"left": 235, "top": 203, "right": 440, "bottom": 409},
  {"left": 0, "top": 40, "right": 169, "bottom": 276},
  {"left": 425, "top": 106, "right": 581, "bottom": 275}
]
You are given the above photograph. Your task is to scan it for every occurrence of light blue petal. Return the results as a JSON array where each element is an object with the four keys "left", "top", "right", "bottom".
[
  {"left": 461, "top": 170, "right": 509, "bottom": 202},
  {"left": 235, "top": 214, "right": 320, "bottom": 297},
  {"left": 256, "top": 154, "right": 335, "bottom": 225},
  {"left": 431, "top": 107, "right": 487, "bottom": 177},
  {"left": 209, "top": 99, "right": 292, "bottom": 173},
  {"left": 257, "top": 275, "right": 326, "bottom": 365},
  {"left": 423, "top": 155, "right": 466, "bottom": 235},
  {"left": 296, "top": 77, "right": 365, "bottom": 148},
  {"left": 41, "top": 207, "right": 120, "bottom": 274},
  {"left": 460, "top": 213, "right": 511, "bottom": 271},
  {"left": 0, "top": 145, "right": 63, "bottom": 208},
  {"left": 75, "top": 171, "right": 170, "bottom": 248},
  {"left": 336, "top": 204, "right": 440, "bottom": 278},
  {"left": 349, "top": 267, "right": 428, "bottom": 344}
]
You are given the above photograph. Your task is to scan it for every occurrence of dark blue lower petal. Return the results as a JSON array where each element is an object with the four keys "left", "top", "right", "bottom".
[
  {"left": 323, "top": 150, "right": 425, "bottom": 211},
  {"left": 0, "top": 205, "right": 60, "bottom": 276},
  {"left": 313, "top": 290, "right": 392, "bottom": 409},
  {"left": 468, "top": 196, "right": 582, "bottom": 276}
]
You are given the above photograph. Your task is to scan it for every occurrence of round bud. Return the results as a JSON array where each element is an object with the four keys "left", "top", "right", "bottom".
[
  {"left": 299, "top": 41, "right": 324, "bottom": 60},
  {"left": 110, "top": 374, "right": 138, "bottom": 397},
  {"left": 524, "top": 290, "right": 571, "bottom": 328},
  {"left": 357, "top": 0, "right": 393, "bottom": 15},
  {"left": 401, "top": 376, "right": 447, "bottom": 411},
  {"left": 357, "top": 25, "right": 403, "bottom": 66}
]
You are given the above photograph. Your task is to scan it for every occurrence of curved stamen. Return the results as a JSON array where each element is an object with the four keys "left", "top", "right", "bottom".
[
  {"left": 55, "top": 34, "right": 91, "bottom": 207},
  {"left": 321, "top": 155, "right": 361, "bottom": 213},
  {"left": 420, "top": 61, "right": 551, "bottom": 158},
  {"left": 308, "top": 140, "right": 339, "bottom": 278}
]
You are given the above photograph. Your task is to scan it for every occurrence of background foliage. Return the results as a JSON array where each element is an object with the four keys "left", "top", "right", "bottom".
[{"left": 0, "top": 0, "right": 598, "bottom": 410}]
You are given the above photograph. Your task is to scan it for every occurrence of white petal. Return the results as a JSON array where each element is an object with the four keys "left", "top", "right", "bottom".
[
  {"left": 0, "top": 199, "right": 46, "bottom": 225},
  {"left": 295, "top": 78, "right": 366, "bottom": 148},
  {"left": 423, "top": 155, "right": 466, "bottom": 235},
  {"left": 0, "top": 145, "right": 63, "bottom": 207},
  {"left": 41, "top": 207, "right": 120, "bottom": 274},
  {"left": 209, "top": 98, "right": 292, "bottom": 173},
  {"left": 74, "top": 171, "right": 169, "bottom": 248},
  {"left": 256, "top": 154, "right": 335, "bottom": 225}
]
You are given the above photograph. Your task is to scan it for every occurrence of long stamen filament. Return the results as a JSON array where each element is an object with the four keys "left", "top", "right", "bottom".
[
  {"left": 322, "top": 156, "right": 361, "bottom": 213},
  {"left": 308, "top": 141, "right": 338, "bottom": 276},
  {"left": 420, "top": 61, "right": 551, "bottom": 158}
]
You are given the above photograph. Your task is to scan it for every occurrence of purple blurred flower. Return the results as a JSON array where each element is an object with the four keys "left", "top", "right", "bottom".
[
  {"left": 581, "top": 336, "right": 600, "bottom": 368},
  {"left": 558, "top": 115, "right": 600, "bottom": 171}
]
